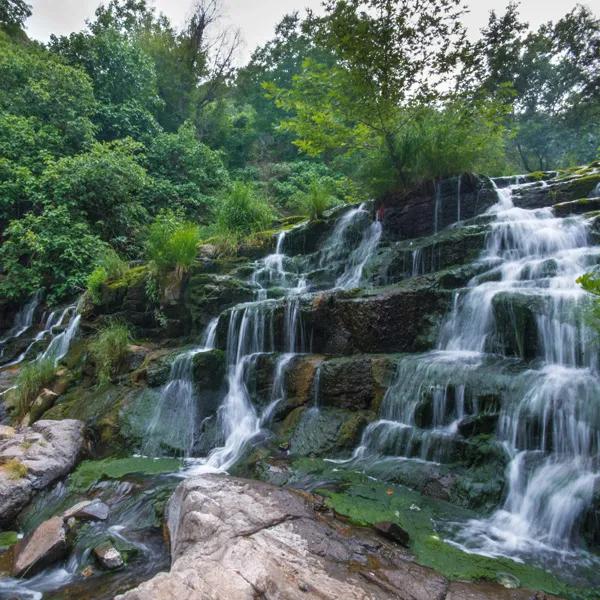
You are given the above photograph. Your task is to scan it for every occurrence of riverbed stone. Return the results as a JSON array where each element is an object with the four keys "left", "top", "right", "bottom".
[
  {"left": 93, "top": 541, "right": 124, "bottom": 570},
  {"left": 116, "top": 475, "right": 562, "bottom": 600},
  {"left": 0, "top": 419, "right": 85, "bottom": 524},
  {"left": 12, "top": 515, "right": 68, "bottom": 577}
]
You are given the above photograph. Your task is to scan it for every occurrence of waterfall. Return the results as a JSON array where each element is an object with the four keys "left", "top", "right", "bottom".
[
  {"left": 0, "top": 291, "right": 41, "bottom": 359},
  {"left": 183, "top": 205, "right": 380, "bottom": 475},
  {"left": 345, "top": 180, "right": 600, "bottom": 562},
  {"left": 38, "top": 307, "right": 81, "bottom": 367},
  {"left": 142, "top": 318, "right": 218, "bottom": 458},
  {"left": 336, "top": 220, "right": 382, "bottom": 289}
]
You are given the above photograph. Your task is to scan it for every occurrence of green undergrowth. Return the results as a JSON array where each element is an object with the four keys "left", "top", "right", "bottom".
[
  {"left": 289, "top": 458, "right": 597, "bottom": 600},
  {"left": 69, "top": 457, "right": 182, "bottom": 493}
]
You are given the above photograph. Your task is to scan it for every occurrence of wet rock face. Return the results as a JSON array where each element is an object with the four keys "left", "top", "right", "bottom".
[
  {"left": 380, "top": 174, "right": 497, "bottom": 242},
  {"left": 116, "top": 476, "right": 562, "bottom": 600},
  {"left": 0, "top": 419, "right": 85, "bottom": 525},
  {"left": 307, "top": 287, "right": 451, "bottom": 355},
  {"left": 93, "top": 541, "right": 124, "bottom": 570}
]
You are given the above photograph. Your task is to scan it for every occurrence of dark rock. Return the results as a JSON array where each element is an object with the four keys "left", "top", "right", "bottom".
[
  {"left": 306, "top": 286, "right": 451, "bottom": 355},
  {"left": 458, "top": 414, "right": 499, "bottom": 437},
  {"left": 12, "top": 516, "right": 68, "bottom": 577},
  {"left": 553, "top": 197, "right": 600, "bottom": 218},
  {"left": 192, "top": 349, "right": 226, "bottom": 390},
  {"left": 380, "top": 174, "right": 496, "bottom": 242},
  {"left": 373, "top": 521, "right": 410, "bottom": 547}
]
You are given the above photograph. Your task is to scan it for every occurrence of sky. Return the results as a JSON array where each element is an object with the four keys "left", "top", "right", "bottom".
[{"left": 26, "top": 0, "right": 589, "bottom": 64}]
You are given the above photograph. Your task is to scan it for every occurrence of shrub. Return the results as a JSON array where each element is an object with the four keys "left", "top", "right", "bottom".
[
  {"left": 215, "top": 181, "right": 274, "bottom": 239},
  {"left": 0, "top": 206, "right": 103, "bottom": 304},
  {"left": 3, "top": 458, "right": 28, "bottom": 480},
  {"left": 88, "top": 322, "right": 131, "bottom": 386},
  {"left": 145, "top": 211, "right": 201, "bottom": 277},
  {"left": 11, "top": 358, "right": 56, "bottom": 418}
]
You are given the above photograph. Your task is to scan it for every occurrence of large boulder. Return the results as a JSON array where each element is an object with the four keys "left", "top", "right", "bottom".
[
  {"left": 0, "top": 419, "right": 85, "bottom": 524},
  {"left": 12, "top": 515, "right": 68, "bottom": 577},
  {"left": 116, "top": 476, "right": 562, "bottom": 600}
]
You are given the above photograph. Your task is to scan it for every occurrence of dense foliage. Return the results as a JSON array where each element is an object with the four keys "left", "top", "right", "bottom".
[{"left": 0, "top": 0, "right": 598, "bottom": 304}]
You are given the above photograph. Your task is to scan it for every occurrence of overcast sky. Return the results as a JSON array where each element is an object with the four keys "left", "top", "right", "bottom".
[{"left": 26, "top": 0, "right": 590, "bottom": 64}]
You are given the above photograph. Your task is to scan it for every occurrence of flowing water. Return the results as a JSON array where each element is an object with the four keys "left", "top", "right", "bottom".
[
  {"left": 0, "top": 292, "right": 42, "bottom": 361},
  {"left": 343, "top": 181, "right": 600, "bottom": 572},
  {"left": 171, "top": 204, "right": 380, "bottom": 476}
]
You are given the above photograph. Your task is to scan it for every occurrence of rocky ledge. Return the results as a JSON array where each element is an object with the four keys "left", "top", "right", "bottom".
[
  {"left": 0, "top": 419, "right": 85, "bottom": 524},
  {"left": 117, "top": 475, "right": 560, "bottom": 600}
]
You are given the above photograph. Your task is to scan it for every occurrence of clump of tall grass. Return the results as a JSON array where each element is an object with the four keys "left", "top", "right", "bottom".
[
  {"left": 146, "top": 211, "right": 200, "bottom": 278},
  {"left": 3, "top": 458, "right": 28, "bottom": 480},
  {"left": 86, "top": 248, "right": 129, "bottom": 303},
  {"left": 11, "top": 358, "right": 56, "bottom": 419},
  {"left": 296, "top": 178, "right": 337, "bottom": 220},
  {"left": 89, "top": 322, "right": 131, "bottom": 386}
]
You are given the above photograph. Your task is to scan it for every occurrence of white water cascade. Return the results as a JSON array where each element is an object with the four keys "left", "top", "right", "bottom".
[
  {"left": 183, "top": 204, "right": 381, "bottom": 475},
  {"left": 0, "top": 291, "right": 42, "bottom": 360},
  {"left": 142, "top": 318, "right": 218, "bottom": 458},
  {"left": 346, "top": 181, "right": 600, "bottom": 564}
]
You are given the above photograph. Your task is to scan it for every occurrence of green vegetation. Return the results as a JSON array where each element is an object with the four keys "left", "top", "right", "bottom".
[
  {"left": 578, "top": 271, "right": 600, "bottom": 331},
  {"left": 11, "top": 358, "right": 56, "bottom": 418},
  {"left": 0, "top": 0, "right": 597, "bottom": 304},
  {"left": 3, "top": 458, "right": 28, "bottom": 480},
  {"left": 0, "top": 531, "right": 18, "bottom": 548},
  {"left": 88, "top": 321, "right": 131, "bottom": 385},
  {"left": 68, "top": 456, "right": 181, "bottom": 492},
  {"left": 213, "top": 181, "right": 274, "bottom": 241},
  {"left": 145, "top": 210, "right": 200, "bottom": 277},
  {"left": 297, "top": 178, "right": 337, "bottom": 221},
  {"left": 86, "top": 248, "right": 129, "bottom": 304}
]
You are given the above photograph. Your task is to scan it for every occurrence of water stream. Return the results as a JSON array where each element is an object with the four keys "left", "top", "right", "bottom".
[{"left": 343, "top": 181, "right": 600, "bottom": 571}]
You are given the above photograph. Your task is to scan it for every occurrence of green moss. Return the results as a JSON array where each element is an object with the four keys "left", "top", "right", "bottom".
[
  {"left": 106, "top": 265, "right": 148, "bottom": 291},
  {"left": 321, "top": 480, "right": 586, "bottom": 599},
  {"left": 0, "top": 531, "right": 18, "bottom": 548},
  {"left": 68, "top": 457, "right": 182, "bottom": 492}
]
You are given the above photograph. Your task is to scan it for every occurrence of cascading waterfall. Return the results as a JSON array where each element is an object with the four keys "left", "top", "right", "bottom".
[
  {"left": 183, "top": 204, "right": 380, "bottom": 475},
  {"left": 336, "top": 220, "right": 382, "bottom": 289},
  {"left": 0, "top": 291, "right": 41, "bottom": 360},
  {"left": 345, "top": 180, "right": 600, "bottom": 564},
  {"left": 142, "top": 318, "right": 218, "bottom": 458},
  {"left": 38, "top": 307, "right": 81, "bottom": 367}
]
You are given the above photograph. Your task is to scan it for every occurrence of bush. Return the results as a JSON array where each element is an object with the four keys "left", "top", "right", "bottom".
[
  {"left": 88, "top": 322, "right": 130, "bottom": 386},
  {"left": 578, "top": 271, "right": 600, "bottom": 331},
  {"left": 11, "top": 358, "right": 56, "bottom": 418},
  {"left": 215, "top": 181, "right": 274, "bottom": 239},
  {"left": 145, "top": 211, "right": 200, "bottom": 277},
  {"left": 86, "top": 248, "right": 128, "bottom": 304}
]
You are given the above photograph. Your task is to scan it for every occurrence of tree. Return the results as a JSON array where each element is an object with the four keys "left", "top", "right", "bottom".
[
  {"left": 0, "top": 0, "right": 31, "bottom": 29},
  {"left": 469, "top": 3, "right": 600, "bottom": 171},
  {"left": 267, "top": 0, "right": 470, "bottom": 187},
  {"left": 143, "top": 121, "right": 229, "bottom": 219},
  {"left": 39, "top": 140, "right": 149, "bottom": 253}
]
